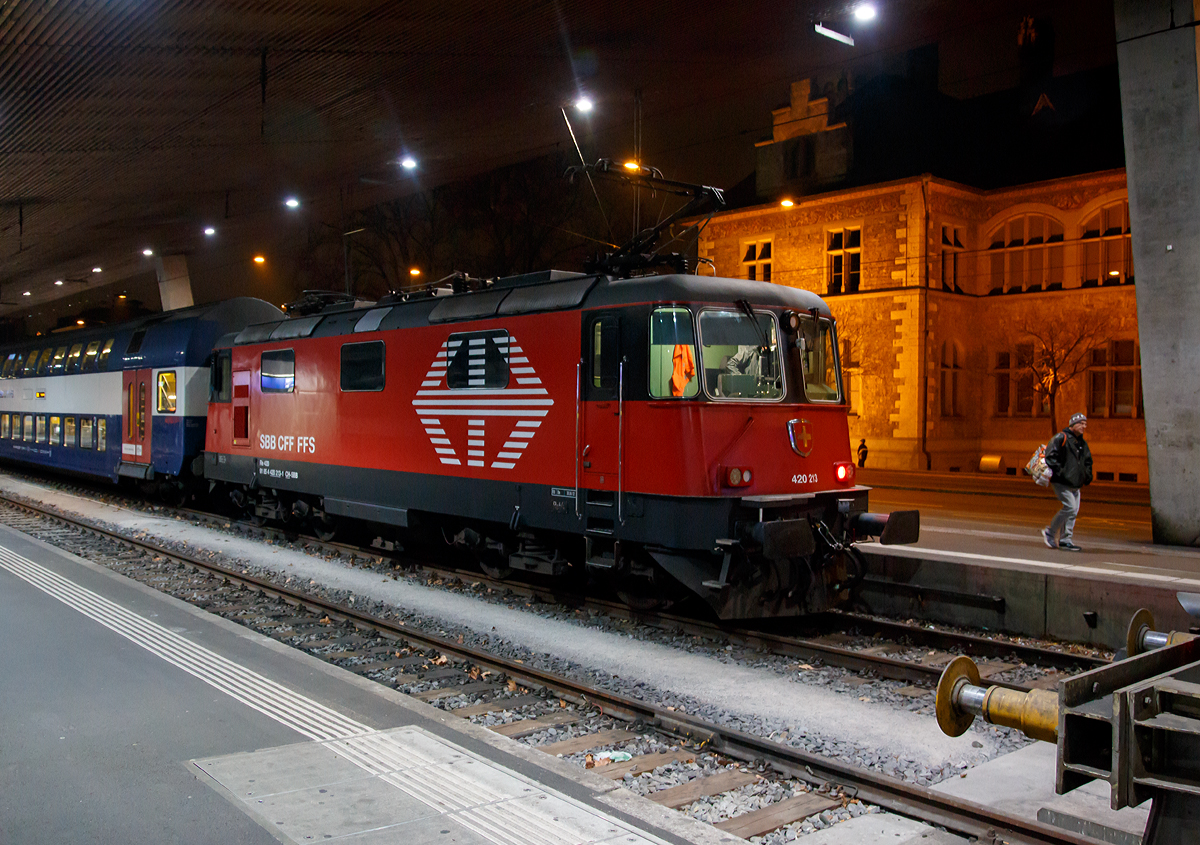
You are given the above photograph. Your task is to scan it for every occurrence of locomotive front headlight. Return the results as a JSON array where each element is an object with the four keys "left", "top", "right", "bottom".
[
  {"left": 728, "top": 467, "right": 742, "bottom": 485},
  {"left": 742, "top": 469, "right": 751, "bottom": 483}
]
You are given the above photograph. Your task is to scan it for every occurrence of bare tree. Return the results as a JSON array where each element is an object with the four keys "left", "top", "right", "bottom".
[{"left": 1018, "top": 310, "right": 1110, "bottom": 435}]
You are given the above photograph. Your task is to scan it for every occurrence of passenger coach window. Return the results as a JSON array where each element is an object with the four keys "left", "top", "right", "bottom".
[
  {"left": 23, "top": 350, "right": 39, "bottom": 376},
  {"left": 0, "top": 414, "right": 8, "bottom": 438},
  {"left": 260, "top": 350, "right": 295, "bottom": 393},
  {"left": 22, "top": 414, "right": 33, "bottom": 441},
  {"left": 126, "top": 329, "right": 147, "bottom": 358},
  {"left": 36, "top": 415, "right": 47, "bottom": 443},
  {"left": 798, "top": 318, "right": 843, "bottom": 403},
  {"left": 446, "top": 330, "right": 508, "bottom": 390},
  {"left": 80, "top": 417, "right": 94, "bottom": 449},
  {"left": 649, "top": 308, "right": 698, "bottom": 398},
  {"left": 211, "top": 350, "right": 233, "bottom": 402},
  {"left": 50, "top": 416, "right": 61, "bottom": 445},
  {"left": 157, "top": 371, "right": 178, "bottom": 412},
  {"left": 50, "top": 346, "right": 68, "bottom": 374},
  {"left": 35, "top": 349, "right": 53, "bottom": 375},
  {"left": 97, "top": 339, "right": 114, "bottom": 369},
  {"left": 698, "top": 309, "right": 784, "bottom": 400},
  {"left": 64, "top": 417, "right": 76, "bottom": 447},
  {"left": 1, "top": 354, "right": 14, "bottom": 378},
  {"left": 66, "top": 344, "right": 83, "bottom": 373},
  {"left": 83, "top": 341, "right": 101, "bottom": 371},
  {"left": 340, "top": 341, "right": 385, "bottom": 391}
]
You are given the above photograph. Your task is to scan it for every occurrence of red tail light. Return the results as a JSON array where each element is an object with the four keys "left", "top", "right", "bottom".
[{"left": 834, "top": 461, "right": 855, "bottom": 484}]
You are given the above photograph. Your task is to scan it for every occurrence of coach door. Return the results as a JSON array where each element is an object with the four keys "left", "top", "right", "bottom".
[
  {"left": 581, "top": 314, "right": 621, "bottom": 484},
  {"left": 121, "top": 368, "right": 153, "bottom": 463}
]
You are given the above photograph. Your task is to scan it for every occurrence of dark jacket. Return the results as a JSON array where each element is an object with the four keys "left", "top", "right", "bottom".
[{"left": 1045, "top": 428, "right": 1093, "bottom": 488}]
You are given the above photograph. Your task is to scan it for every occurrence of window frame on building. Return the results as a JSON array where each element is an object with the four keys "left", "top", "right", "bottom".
[
  {"left": 1081, "top": 201, "right": 1134, "bottom": 287},
  {"left": 826, "top": 227, "right": 861, "bottom": 295},
  {"left": 939, "top": 341, "right": 963, "bottom": 417},
  {"left": 987, "top": 214, "right": 1064, "bottom": 294},
  {"left": 740, "top": 238, "right": 773, "bottom": 282},
  {"left": 1088, "top": 339, "right": 1142, "bottom": 418},
  {"left": 940, "top": 225, "right": 964, "bottom": 293}
]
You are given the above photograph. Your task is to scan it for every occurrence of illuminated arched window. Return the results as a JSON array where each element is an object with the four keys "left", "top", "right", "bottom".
[
  {"left": 987, "top": 214, "right": 1064, "bottom": 294},
  {"left": 1081, "top": 201, "right": 1133, "bottom": 287},
  {"left": 940, "top": 341, "right": 963, "bottom": 417}
]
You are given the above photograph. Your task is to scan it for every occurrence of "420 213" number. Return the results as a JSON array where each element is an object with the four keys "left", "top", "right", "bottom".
[{"left": 791, "top": 473, "right": 819, "bottom": 484}]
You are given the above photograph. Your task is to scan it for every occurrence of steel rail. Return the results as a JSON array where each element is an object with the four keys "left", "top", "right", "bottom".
[{"left": 0, "top": 494, "right": 1097, "bottom": 845}]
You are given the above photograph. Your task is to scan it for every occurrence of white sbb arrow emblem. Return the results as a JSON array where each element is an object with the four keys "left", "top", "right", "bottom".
[{"left": 412, "top": 331, "right": 553, "bottom": 469}]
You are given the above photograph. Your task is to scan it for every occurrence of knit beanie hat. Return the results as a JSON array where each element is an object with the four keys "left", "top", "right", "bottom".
[{"left": 1068, "top": 413, "right": 1087, "bottom": 427}]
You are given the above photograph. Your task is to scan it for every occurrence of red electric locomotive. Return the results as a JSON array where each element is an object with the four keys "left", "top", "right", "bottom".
[{"left": 203, "top": 163, "right": 917, "bottom": 618}]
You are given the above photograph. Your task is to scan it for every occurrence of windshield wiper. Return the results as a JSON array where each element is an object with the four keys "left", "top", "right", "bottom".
[{"left": 735, "top": 299, "right": 770, "bottom": 349}]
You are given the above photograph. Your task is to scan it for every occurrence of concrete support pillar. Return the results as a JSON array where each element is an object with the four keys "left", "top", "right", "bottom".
[
  {"left": 1115, "top": 2, "right": 1200, "bottom": 545},
  {"left": 155, "top": 254, "right": 195, "bottom": 311}
]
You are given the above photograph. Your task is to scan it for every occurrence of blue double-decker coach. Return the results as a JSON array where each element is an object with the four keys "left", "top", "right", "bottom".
[{"left": 0, "top": 298, "right": 282, "bottom": 492}]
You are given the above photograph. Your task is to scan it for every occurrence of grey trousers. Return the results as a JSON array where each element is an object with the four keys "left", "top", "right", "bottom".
[{"left": 1049, "top": 483, "right": 1081, "bottom": 543}]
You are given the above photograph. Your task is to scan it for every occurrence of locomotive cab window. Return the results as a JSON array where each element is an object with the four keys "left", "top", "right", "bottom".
[
  {"left": 340, "top": 341, "right": 385, "bottom": 391},
  {"left": 157, "top": 371, "right": 178, "bottom": 412},
  {"left": 698, "top": 308, "right": 784, "bottom": 400},
  {"left": 260, "top": 350, "right": 294, "bottom": 393},
  {"left": 589, "top": 317, "right": 619, "bottom": 395},
  {"left": 446, "top": 330, "right": 508, "bottom": 390},
  {"left": 649, "top": 308, "right": 698, "bottom": 398},
  {"left": 210, "top": 350, "right": 233, "bottom": 402},
  {"left": 796, "top": 317, "right": 843, "bottom": 403}
]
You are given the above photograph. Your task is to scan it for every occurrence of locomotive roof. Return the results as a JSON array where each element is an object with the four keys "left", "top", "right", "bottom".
[{"left": 229, "top": 272, "right": 833, "bottom": 347}]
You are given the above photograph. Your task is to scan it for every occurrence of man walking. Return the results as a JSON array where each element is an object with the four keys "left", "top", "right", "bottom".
[
  {"left": 856, "top": 439, "right": 868, "bottom": 468},
  {"left": 1041, "top": 412, "right": 1093, "bottom": 552}
]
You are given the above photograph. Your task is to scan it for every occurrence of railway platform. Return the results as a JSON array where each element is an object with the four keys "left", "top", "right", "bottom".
[
  {"left": 0, "top": 524, "right": 726, "bottom": 845},
  {"left": 858, "top": 468, "right": 1198, "bottom": 650}
]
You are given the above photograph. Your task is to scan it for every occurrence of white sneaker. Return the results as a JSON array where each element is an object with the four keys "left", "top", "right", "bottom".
[{"left": 1041, "top": 528, "right": 1055, "bottom": 549}]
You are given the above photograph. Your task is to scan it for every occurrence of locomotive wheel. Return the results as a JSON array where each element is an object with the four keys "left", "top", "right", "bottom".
[{"left": 313, "top": 520, "right": 338, "bottom": 542}]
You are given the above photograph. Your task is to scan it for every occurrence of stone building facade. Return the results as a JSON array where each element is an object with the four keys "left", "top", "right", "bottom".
[{"left": 697, "top": 168, "right": 1147, "bottom": 480}]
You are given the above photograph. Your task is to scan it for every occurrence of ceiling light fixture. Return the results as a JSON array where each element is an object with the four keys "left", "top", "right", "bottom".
[
  {"left": 142, "top": 248, "right": 153, "bottom": 256},
  {"left": 575, "top": 96, "right": 594, "bottom": 113},
  {"left": 54, "top": 280, "right": 63, "bottom": 286},
  {"left": 815, "top": 23, "right": 854, "bottom": 45},
  {"left": 253, "top": 255, "right": 266, "bottom": 264},
  {"left": 76, "top": 320, "right": 85, "bottom": 326},
  {"left": 853, "top": 3, "right": 877, "bottom": 22},
  {"left": 118, "top": 294, "right": 127, "bottom": 299},
  {"left": 400, "top": 156, "right": 417, "bottom": 170},
  {"left": 285, "top": 197, "right": 300, "bottom": 209},
  {"left": 92, "top": 267, "right": 102, "bottom": 273},
  {"left": 780, "top": 199, "right": 795, "bottom": 208},
  {"left": 623, "top": 161, "right": 640, "bottom": 170},
  {"left": 409, "top": 268, "right": 421, "bottom": 277},
  {"left": 22, "top": 291, "right": 30, "bottom": 296},
  {"left": 204, "top": 226, "right": 216, "bottom": 236}
]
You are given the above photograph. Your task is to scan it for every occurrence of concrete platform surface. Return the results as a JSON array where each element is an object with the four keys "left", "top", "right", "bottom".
[
  {"left": 0, "top": 524, "right": 734, "bottom": 845},
  {"left": 932, "top": 742, "right": 1149, "bottom": 842}
]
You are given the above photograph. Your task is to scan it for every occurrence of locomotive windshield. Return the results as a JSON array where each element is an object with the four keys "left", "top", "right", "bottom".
[
  {"left": 697, "top": 309, "right": 783, "bottom": 400},
  {"left": 797, "top": 317, "right": 842, "bottom": 402}
]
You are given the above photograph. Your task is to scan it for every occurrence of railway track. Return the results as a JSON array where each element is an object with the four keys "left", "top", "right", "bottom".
[{"left": 0, "top": 488, "right": 1102, "bottom": 844}]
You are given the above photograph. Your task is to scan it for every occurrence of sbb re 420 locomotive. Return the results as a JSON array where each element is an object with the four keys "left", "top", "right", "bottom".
[{"left": 202, "top": 264, "right": 918, "bottom": 619}]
